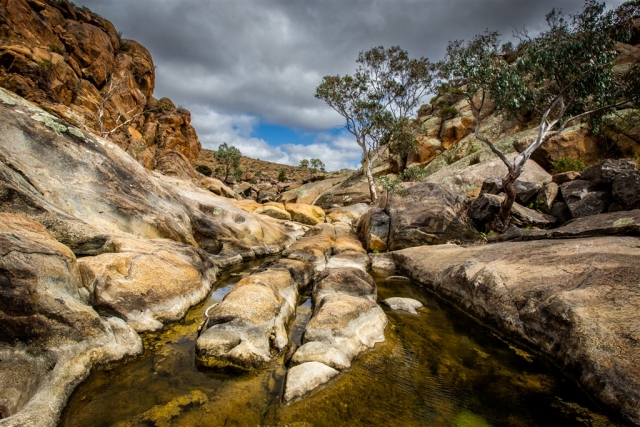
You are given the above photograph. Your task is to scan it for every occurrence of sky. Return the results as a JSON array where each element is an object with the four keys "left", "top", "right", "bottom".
[{"left": 76, "top": 0, "right": 625, "bottom": 171}]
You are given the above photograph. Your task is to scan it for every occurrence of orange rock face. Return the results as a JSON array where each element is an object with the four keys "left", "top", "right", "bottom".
[{"left": 0, "top": 0, "right": 201, "bottom": 177}]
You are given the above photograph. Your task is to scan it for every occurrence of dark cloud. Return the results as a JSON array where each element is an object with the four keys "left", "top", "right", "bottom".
[{"left": 77, "top": 0, "right": 624, "bottom": 169}]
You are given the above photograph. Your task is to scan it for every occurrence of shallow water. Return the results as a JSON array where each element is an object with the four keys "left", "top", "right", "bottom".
[{"left": 59, "top": 262, "right": 622, "bottom": 427}]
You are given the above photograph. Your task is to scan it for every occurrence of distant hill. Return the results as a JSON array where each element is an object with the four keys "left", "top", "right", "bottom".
[{"left": 197, "top": 148, "right": 346, "bottom": 183}]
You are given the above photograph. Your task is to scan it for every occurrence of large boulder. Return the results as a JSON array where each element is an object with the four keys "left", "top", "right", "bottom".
[
  {"left": 315, "top": 180, "right": 373, "bottom": 210},
  {"left": 387, "top": 183, "right": 473, "bottom": 250},
  {"left": 278, "top": 177, "right": 345, "bottom": 205},
  {"left": 561, "top": 180, "right": 611, "bottom": 219},
  {"left": 469, "top": 193, "right": 557, "bottom": 231},
  {"left": 254, "top": 205, "right": 292, "bottom": 221},
  {"left": 200, "top": 177, "right": 239, "bottom": 199},
  {"left": 325, "top": 203, "right": 368, "bottom": 226},
  {"left": 393, "top": 237, "right": 640, "bottom": 425},
  {"left": 0, "top": 213, "right": 142, "bottom": 427}
]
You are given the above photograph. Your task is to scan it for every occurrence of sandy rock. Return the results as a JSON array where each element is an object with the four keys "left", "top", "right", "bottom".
[
  {"left": 0, "top": 213, "right": 142, "bottom": 427},
  {"left": 285, "top": 203, "right": 326, "bottom": 225},
  {"left": 254, "top": 205, "right": 292, "bottom": 221},
  {"left": 79, "top": 241, "right": 216, "bottom": 332},
  {"left": 283, "top": 224, "right": 335, "bottom": 269},
  {"left": 278, "top": 177, "right": 345, "bottom": 204},
  {"left": 264, "top": 201, "right": 286, "bottom": 210},
  {"left": 325, "top": 251, "right": 371, "bottom": 271},
  {"left": 393, "top": 237, "right": 640, "bottom": 425},
  {"left": 406, "top": 136, "right": 443, "bottom": 166},
  {"left": 439, "top": 116, "right": 475, "bottom": 148},
  {"left": 200, "top": 177, "right": 239, "bottom": 199},
  {"left": 381, "top": 297, "right": 423, "bottom": 314},
  {"left": 231, "top": 199, "right": 262, "bottom": 213},
  {"left": 283, "top": 362, "right": 339, "bottom": 402},
  {"left": 325, "top": 203, "right": 368, "bottom": 226},
  {"left": 196, "top": 268, "right": 298, "bottom": 370}
]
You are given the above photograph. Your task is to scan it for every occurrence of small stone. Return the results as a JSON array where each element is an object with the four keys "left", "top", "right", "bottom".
[{"left": 284, "top": 362, "right": 339, "bottom": 402}]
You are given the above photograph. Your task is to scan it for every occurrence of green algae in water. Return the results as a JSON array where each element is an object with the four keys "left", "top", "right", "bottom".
[{"left": 60, "top": 265, "right": 624, "bottom": 427}]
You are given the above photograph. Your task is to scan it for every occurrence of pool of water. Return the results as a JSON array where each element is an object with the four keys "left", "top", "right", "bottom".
[{"left": 59, "top": 262, "right": 622, "bottom": 427}]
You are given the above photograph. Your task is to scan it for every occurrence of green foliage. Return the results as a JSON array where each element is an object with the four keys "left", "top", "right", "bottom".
[
  {"left": 155, "top": 99, "right": 174, "bottom": 112},
  {"left": 375, "top": 175, "right": 402, "bottom": 195},
  {"left": 440, "top": 106, "right": 459, "bottom": 119},
  {"left": 277, "top": 169, "right": 287, "bottom": 182},
  {"left": 469, "top": 146, "right": 479, "bottom": 154},
  {"left": 429, "top": 96, "right": 439, "bottom": 104},
  {"left": 196, "top": 164, "right": 213, "bottom": 177},
  {"left": 214, "top": 142, "right": 242, "bottom": 181},
  {"left": 551, "top": 157, "right": 586, "bottom": 173},
  {"left": 49, "top": 44, "right": 65, "bottom": 55},
  {"left": 315, "top": 46, "right": 437, "bottom": 200},
  {"left": 231, "top": 167, "right": 243, "bottom": 181},
  {"left": 469, "top": 154, "right": 481, "bottom": 165},
  {"left": 117, "top": 31, "right": 131, "bottom": 51},
  {"left": 299, "top": 159, "right": 309, "bottom": 168},
  {"left": 310, "top": 158, "right": 325, "bottom": 174},
  {"left": 401, "top": 165, "right": 427, "bottom": 182},
  {"left": 38, "top": 59, "right": 52, "bottom": 70}
]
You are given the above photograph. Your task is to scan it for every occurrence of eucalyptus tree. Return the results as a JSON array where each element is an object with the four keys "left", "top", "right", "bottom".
[
  {"left": 214, "top": 142, "right": 242, "bottom": 182},
  {"left": 316, "top": 46, "right": 435, "bottom": 201},
  {"left": 441, "top": 0, "right": 640, "bottom": 231}
]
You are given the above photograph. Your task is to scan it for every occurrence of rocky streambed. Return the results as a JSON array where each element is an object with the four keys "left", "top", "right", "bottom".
[{"left": 57, "top": 259, "right": 624, "bottom": 427}]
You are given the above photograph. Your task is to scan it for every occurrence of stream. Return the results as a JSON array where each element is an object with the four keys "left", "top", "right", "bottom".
[{"left": 59, "top": 259, "right": 623, "bottom": 427}]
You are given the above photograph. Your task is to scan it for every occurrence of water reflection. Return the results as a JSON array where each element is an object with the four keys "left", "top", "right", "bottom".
[{"left": 59, "top": 262, "right": 622, "bottom": 427}]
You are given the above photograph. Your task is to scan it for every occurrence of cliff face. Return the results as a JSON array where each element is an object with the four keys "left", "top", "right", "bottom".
[{"left": 0, "top": 0, "right": 200, "bottom": 177}]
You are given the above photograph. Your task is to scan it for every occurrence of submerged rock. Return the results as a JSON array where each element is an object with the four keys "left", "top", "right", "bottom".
[
  {"left": 284, "top": 362, "right": 339, "bottom": 403},
  {"left": 381, "top": 297, "right": 423, "bottom": 314}
]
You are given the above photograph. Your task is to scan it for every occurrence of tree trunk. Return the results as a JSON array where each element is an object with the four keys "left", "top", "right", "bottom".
[
  {"left": 364, "top": 156, "right": 378, "bottom": 202},
  {"left": 491, "top": 167, "right": 517, "bottom": 232}
]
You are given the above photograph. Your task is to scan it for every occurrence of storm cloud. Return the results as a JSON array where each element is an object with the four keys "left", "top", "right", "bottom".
[{"left": 77, "top": 0, "right": 624, "bottom": 170}]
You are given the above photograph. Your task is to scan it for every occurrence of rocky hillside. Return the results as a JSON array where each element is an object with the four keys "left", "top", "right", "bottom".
[{"left": 0, "top": 0, "right": 201, "bottom": 177}]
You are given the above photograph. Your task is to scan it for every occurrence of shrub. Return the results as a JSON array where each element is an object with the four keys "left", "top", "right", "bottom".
[
  {"left": 231, "top": 167, "right": 243, "bottom": 181},
  {"left": 401, "top": 165, "right": 427, "bottom": 182},
  {"left": 196, "top": 164, "right": 213, "bottom": 177},
  {"left": 429, "top": 96, "right": 439, "bottom": 105},
  {"left": 440, "top": 106, "right": 458, "bottom": 119},
  {"left": 49, "top": 44, "right": 65, "bottom": 55},
  {"left": 551, "top": 157, "right": 586, "bottom": 174},
  {"left": 375, "top": 175, "right": 402, "bottom": 195},
  {"left": 155, "top": 99, "right": 174, "bottom": 112},
  {"left": 277, "top": 169, "right": 287, "bottom": 182}
]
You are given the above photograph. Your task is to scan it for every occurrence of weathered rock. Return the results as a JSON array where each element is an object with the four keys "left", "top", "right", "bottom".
[
  {"left": 393, "top": 237, "right": 640, "bottom": 425},
  {"left": 406, "top": 136, "right": 443, "bottom": 166},
  {"left": 278, "top": 177, "right": 345, "bottom": 205},
  {"left": 469, "top": 193, "right": 557, "bottom": 230},
  {"left": 290, "top": 342, "right": 351, "bottom": 371},
  {"left": 231, "top": 199, "right": 262, "bottom": 213},
  {"left": 325, "top": 203, "right": 368, "bottom": 226},
  {"left": 233, "top": 182, "right": 253, "bottom": 197},
  {"left": 313, "top": 267, "right": 377, "bottom": 303},
  {"left": 302, "top": 293, "right": 387, "bottom": 363},
  {"left": 0, "top": 213, "right": 142, "bottom": 427},
  {"left": 254, "top": 205, "right": 292, "bottom": 221},
  {"left": 333, "top": 223, "right": 366, "bottom": 255},
  {"left": 315, "top": 179, "right": 373, "bottom": 210},
  {"left": 0, "top": 2, "right": 201, "bottom": 173},
  {"left": 200, "top": 177, "right": 239, "bottom": 199},
  {"left": 499, "top": 210, "right": 640, "bottom": 241},
  {"left": 580, "top": 159, "right": 636, "bottom": 184},
  {"left": 533, "top": 182, "right": 559, "bottom": 214},
  {"left": 552, "top": 171, "right": 581, "bottom": 185},
  {"left": 79, "top": 238, "right": 216, "bottom": 332},
  {"left": 357, "top": 206, "right": 390, "bottom": 252},
  {"left": 285, "top": 203, "right": 326, "bottom": 225},
  {"left": 195, "top": 268, "right": 298, "bottom": 370},
  {"left": 381, "top": 297, "right": 423, "bottom": 314},
  {"left": 325, "top": 251, "right": 371, "bottom": 271},
  {"left": 283, "top": 224, "right": 335, "bottom": 270},
  {"left": 283, "top": 362, "right": 339, "bottom": 402},
  {"left": 370, "top": 253, "right": 396, "bottom": 271},
  {"left": 264, "top": 201, "right": 286, "bottom": 210},
  {"left": 480, "top": 177, "right": 544, "bottom": 205},
  {"left": 387, "top": 183, "right": 473, "bottom": 249},
  {"left": 550, "top": 201, "right": 572, "bottom": 225},
  {"left": 513, "top": 124, "right": 602, "bottom": 169},
  {"left": 426, "top": 156, "right": 551, "bottom": 198},
  {"left": 561, "top": 180, "right": 611, "bottom": 219},
  {"left": 612, "top": 170, "right": 640, "bottom": 210},
  {"left": 439, "top": 116, "right": 475, "bottom": 148}
]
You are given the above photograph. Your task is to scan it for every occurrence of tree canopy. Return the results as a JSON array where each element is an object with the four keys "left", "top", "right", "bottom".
[
  {"left": 214, "top": 142, "right": 242, "bottom": 182},
  {"left": 316, "top": 46, "right": 436, "bottom": 201}
]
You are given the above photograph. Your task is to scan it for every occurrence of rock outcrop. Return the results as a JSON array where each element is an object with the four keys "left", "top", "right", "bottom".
[
  {"left": 0, "top": 0, "right": 201, "bottom": 175},
  {"left": 394, "top": 237, "right": 640, "bottom": 425}
]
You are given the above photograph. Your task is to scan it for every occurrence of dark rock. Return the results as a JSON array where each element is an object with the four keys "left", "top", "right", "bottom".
[
  {"left": 561, "top": 180, "right": 611, "bottom": 218},
  {"left": 469, "top": 193, "right": 556, "bottom": 230},
  {"left": 387, "top": 183, "right": 473, "bottom": 249},
  {"left": 480, "top": 177, "right": 543, "bottom": 204},
  {"left": 552, "top": 171, "right": 581, "bottom": 185},
  {"left": 612, "top": 170, "right": 640, "bottom": 210},
  {"left": 580, "top": 159, "right": 636, "bottom": 184},
  {"left": 480, "top": 178, "right": 502, "bottom": 195},
  {"left": 550, "top": 201, "right": 572, "bottom": 225},
  {"left": 533, "top": 182, "right": 559, "bottom": 214},
  {"left": 258, "top": 190, "right": 278, "bottom": 203}
]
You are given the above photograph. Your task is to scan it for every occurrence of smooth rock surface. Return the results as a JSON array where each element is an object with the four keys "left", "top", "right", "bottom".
[
  {"left": 283, "top": 362, "right": 339, "bottom": 402},
  {"left": 393, "top": 237, "right": 640, "bottom": 425}
]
